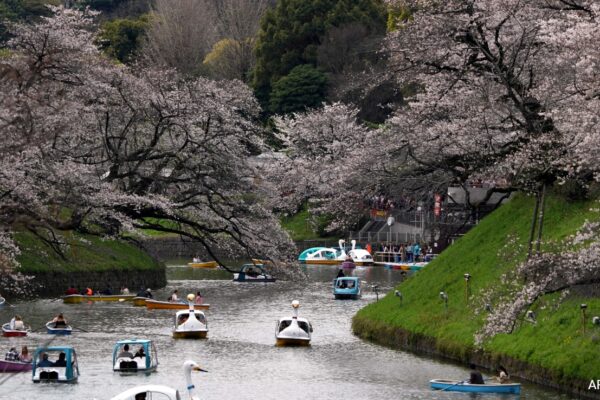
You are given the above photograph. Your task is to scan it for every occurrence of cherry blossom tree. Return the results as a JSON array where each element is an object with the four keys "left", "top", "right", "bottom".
[{"left": 0, "top": 7, "right": 300, "bottom": 283}]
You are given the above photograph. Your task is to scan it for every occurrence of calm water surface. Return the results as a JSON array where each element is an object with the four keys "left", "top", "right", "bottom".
[{"left": 0, "top": 263, "right": 575, "bottom": 399}]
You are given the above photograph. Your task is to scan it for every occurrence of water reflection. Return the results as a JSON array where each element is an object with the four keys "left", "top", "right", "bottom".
[{"left": 0, "top": 263, "right": 574, "bottom": 399}]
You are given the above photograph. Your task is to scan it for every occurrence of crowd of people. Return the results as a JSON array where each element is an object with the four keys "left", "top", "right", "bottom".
[
  {"left": 64, "top": 285, "right": 132, "bottom": 296},
  {"left": 372, "top": 242, "right": 434, "bottom": 263}
]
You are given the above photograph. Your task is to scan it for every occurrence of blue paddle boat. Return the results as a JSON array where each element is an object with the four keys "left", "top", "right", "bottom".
[
  {"left": 32, "top": 346, "right": 79, "bottom": 383},
  {"left": 113, "top": 339, "right": 159, "bottom": 373},
  {"left": 333, "top": 277, "right": 361, "bottom": 299},
  {"left": 233, "top": 263, "right": 276, "bottom": 282},
  {"left": 430, "top": 379, "right": 521, "bottom": 394}
]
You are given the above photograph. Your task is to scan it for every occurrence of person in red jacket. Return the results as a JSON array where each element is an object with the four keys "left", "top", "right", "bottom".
[{"left": 65, "top": 286, "right": 78, "bottom": 295}]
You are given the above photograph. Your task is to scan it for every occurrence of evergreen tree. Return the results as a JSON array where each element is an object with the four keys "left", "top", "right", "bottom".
[
  {"left": 253, "top": 0, "right": 386, "bottom": 112},
  {"left": 269, "top": 64, "right": 327, "bottom": 115}
]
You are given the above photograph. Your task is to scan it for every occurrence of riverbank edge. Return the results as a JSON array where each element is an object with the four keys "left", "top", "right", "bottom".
[{"left": 352, "top": 302, "right": 598, "bottom": 399}]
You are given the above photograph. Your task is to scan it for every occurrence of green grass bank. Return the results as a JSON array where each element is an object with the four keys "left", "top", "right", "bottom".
[
  {"left": 353, "top": 193, "right": 600, "bottom": 398},
  {"left": 9, "top": 230, "right": 166, "bottom": 296}
]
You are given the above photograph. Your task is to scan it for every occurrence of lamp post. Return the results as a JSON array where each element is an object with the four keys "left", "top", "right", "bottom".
[
  {"left": 464, "top": 273, "right": 471, "bottom": 304},
  {"left": 395, "top": 290, "right": 403, "bottom": 305},
  {"left": 373, "top": 285, "right": 380, "bottom": 302},
  {"left": 440, "top": 291, "right": 448, "bottom": 313},
  {"left": 581, "top": 304, "right": 588, "bottom": 334}
]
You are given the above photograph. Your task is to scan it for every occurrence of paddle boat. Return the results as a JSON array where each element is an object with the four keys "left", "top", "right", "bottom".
[
  {"left": 430, "top": 379, "right": 521, "bottom": 394},
  {"left": 383, "top": 261, "right": 428, "bottom": 271},
  {"left": 46, "top": 321, "right": 72, "bottom": 335},
  {"left": 62, "top": 294, "right": 136, "bottom": 304},
  {"left": 333, "top": 276, "right": 361, "bottom": 300},
  {"left": 0, "top": 359, "right": 32, "bottom": 373},
  {"left": 173, "top": 305, "right": 208, "bottom": 339},
  {"left": 145, "top": 299, "right": 210, "bottom": 310},
  {"left": 187, "top": 259, "right": 220, "bottom": 269},
  {"left": 233, "top": 263, "right": 276, "bottom": 282},
  {"left": 110, "top": 360, "right": 207, "bottom": 400},
  {"left": 32, "top": 346, "right": 79, "bottom": 383},
  {"left": 113, "top": 339, "right": 158, "bottom": 373},
  {"left": 275, "top": 300, "right": 312, "bottom": 346}
]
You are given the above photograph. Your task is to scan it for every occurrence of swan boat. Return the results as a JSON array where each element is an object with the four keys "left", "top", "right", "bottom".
[
  {"left": 233, "top": 263, "right": 276, "bottom": 282},
  {"left": 110, "top": 360, "right": 207, "bottom": 400},
  {"left": 333, "top": 277, "right": 361, "bottom": 300},
  {"left": 62, "top": 294, "right": 136, "bottom": 304},
  {"left": 173, "top": 307, "right": 208, "bottom": 339},
  {"left": 32, "top": 346, "right": 79, "bottom": 383},
  {"left": 430, "top": 379, "right": 521, "bottom": 394},
  {"left": 113, "top": 339, "right": 158, "bottom": 373},
  {"left": 145, "top": 299, "right": 210, "bottom": 310},
  {"left": 299, "top": 240, "right": 373, "bottom": 266},
  {"left": 0, "top": 359, "right": 32, "bottom": 373},
  {"left": 46, "top": 321, "right": 72, "bottom": 335},
  {"left": 2, "top": 322, "right": 29, "bottom": 337},
  {"left": 275, "top": 300, "right": 312, "bottom": 346}
]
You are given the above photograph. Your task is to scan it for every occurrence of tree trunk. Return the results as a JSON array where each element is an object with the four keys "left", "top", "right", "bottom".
[
  {"left": 535, "top": 183, "right": 547, "bottom": 255},
  {"left": 527, "top": 189, "right": 541, "bottom": 260}
]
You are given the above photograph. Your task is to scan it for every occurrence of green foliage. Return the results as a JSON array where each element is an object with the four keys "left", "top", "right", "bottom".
[
  {"left": 386, "top": 4, "right": 411, "bottom": 32},
  {"left": 269, "top": 64, "right": 327, "bottom": 115},
  {"left": 97, "top": 15, "right": 149, "bottom": 63},
  {"left": 280, "top": 207, "right": 335, "bottom": 241},
  {"left": 253, "top": 0, "right": 387, "bottom": 110},
  {"left": 15, "top": 230, "right": 161, "bottom": 273},
  {"left": 354, "top": 192, "right": 600, "bottom": 381},
  {"left": 0, "top": 0, "right": 57, "bottom": 43}
]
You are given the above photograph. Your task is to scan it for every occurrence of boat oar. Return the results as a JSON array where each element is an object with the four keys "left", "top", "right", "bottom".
[{"left": 441, "top": 380, "right": 466, "bottom": 391}]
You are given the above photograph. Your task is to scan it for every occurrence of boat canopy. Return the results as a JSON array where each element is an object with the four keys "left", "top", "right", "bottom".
[{"left": 110, "top": 385, "right": 181, "bottom": 400}]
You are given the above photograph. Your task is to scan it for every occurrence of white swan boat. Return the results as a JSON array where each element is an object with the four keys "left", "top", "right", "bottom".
[
  {"left": 298, "top": 240, "right": 373, "bottom": 266},
  {"left": 173, "top": 307, "right": 208, "bottom": 339},
  {"left": 110, "top": 360, "right": 207, "bottom": 400},
  {"left": 275, "top": 300, "right": 312, "bottom": 346}
]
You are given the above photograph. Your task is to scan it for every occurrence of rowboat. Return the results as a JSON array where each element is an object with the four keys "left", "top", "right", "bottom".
[
  {"left": 275, "top": 301, "right": 312, "bottom": 346},
  {"left": 187, "top": 260, "right": 219, "bottom": 269},
  {"left": 132, "top": 296, "right": 148, "bottom": 306},
  {"left": 0, "top": 359, "right": 32, "bottom": 373},
  {"left": 46, "top": 321, "right": 72, "bottom": 335},
  {"left": 173, "top": 308, "right": 208, "bottom": 339},
  {"left": 2, "top": 322, "right": 29, "bottom": 337},
  {"left": 113, "top": 339, "right": 158, "bottom": 373},
  {"left": 62, "top": 294, "right": 136, "bottom": 304},
  {"left": 381, "top": 262, "right": 428, "bottom": 271},
  {"left": 333, "top": 277, "right": 361, "bottom": 300},
  {"left": 430, "top": 379, "right": 521, "bottom": 394},
  {"left": 145, "top": 299, "right": 210, "bottom": 310}
]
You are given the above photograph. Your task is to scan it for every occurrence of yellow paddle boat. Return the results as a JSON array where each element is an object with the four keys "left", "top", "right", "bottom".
[
  {"left": 145, "top": 299, "right": 210, "bottom": 310},
  {"left": 62, "top": 294, "right": 136, "bottom": 304}
]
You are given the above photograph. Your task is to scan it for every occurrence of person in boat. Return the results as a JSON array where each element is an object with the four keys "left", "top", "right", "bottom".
[
  {"left": 82, "top": 287, "right": 93, "bottom": 296},
  {"left": 37, "top": 353, "right": 54, "bottom": 367},
  {"left": 178, "top": 314, "right": 189, "bottom": 325},
  {"left": 496, "top": 365, "right": 510, "bottom": 383},
  {"left": 468, "top": 363, "right": 485, "bottom": 384},
  {"left": 5, "top": 347, "right": 19, "bottom": 361},
  {"left": 121, "top": 286, "right": 130, "bottom": 294},
  {"left": 101, "top": 286, "right": 113, "bottom": 295},
  {"left": 9, "top": 315, "right": 24, "bottom": 330},
  {"left": 65, "top": 285, "right": 79, "bottom": 295},
  {"left": 134, "top": 346, "right": 145, "bottom": 358},
  {"left": 52, "top": 313, "right": 67, "bottom": 328},
  {"left": 346, "top": 280, "right": 355, "bottom": 289},
  {"left": 19, "top": 346, "right": 32, "bottom": 363},
  {"left": 54, "top": 352, "right": 67, "bottom": 367},
  {"left": 336, "top": 269, "right": 345, "bottom": 279},
  {"left": 168, "top": 289, "right": 179, "bottom": 302},
  {"left": 194, "top": 291, "right": 204, "bottom": 304},
  {"left": 118, "top": 344, "right": 134, "bottom": 359},
  {"left": 341, "top": 256, "right": 355, "bottom": 269}
]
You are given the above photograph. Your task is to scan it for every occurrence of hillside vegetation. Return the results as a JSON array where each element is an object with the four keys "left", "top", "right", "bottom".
[{"left": 353, "top": 193, "right": 600, "bottom": 388}]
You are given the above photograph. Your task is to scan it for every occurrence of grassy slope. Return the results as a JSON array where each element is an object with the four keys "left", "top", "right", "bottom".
[
  {"left": 15, "top": 230, "right": 162, "bottom": 273},
  {"left": 354, "top": 193, "right": 600, "bottom": 381}
]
